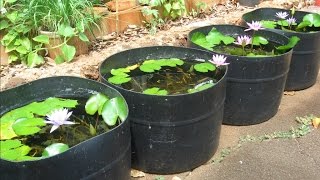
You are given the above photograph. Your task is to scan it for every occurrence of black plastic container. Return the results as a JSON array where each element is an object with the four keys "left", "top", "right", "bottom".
[
  {"left": 0, "top": 76, "right": 131, "bottom": 180},
  {"left": 99, "top": 46, "right": 227, "bottom": 174},
  {"left": 242, "top": 8, "right": 320, "bottom": 90},
  {"left": 188, "top": 25, "right": 292, "bottom": 125}
]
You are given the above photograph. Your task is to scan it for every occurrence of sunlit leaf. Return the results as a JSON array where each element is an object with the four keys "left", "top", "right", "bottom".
[
  {"left": 61, "top": 44, "right": 76, "bottom": 62},
  {"left": 143, "top": 87, "right": 168, "bottom": 95},
  {"left": 57, "top": 24, "right": 75, "bottom": 37},
  {"left": 276, "top": 36, "right": 300, "bottom": 51},
  {"left": 261, "top": 20, "right": 277, "bottom": 29},
  {"left": 85, "top": 93, "right": 109, "bottom": 115},
  {"left": 12, "top": 118, "right": 46, "bottom": 136},
  {"left": 194, "top": 62, "right": 216, "bottom": 72},
  {"left": 0, "top": 20, "right": 9, "bottom": 30},
  {"left": 206, "top": 28, "right": 235, "bottom": 45},
  {"left": 33, "top": 35, "right": 49, "bottom": 44},
  {"left": 108, "top": 75, "right": 131, "bottom": 85},
  {"left": 302, "top": 13, "right": 320, "bottom": 27},
  {"left": 27, "top": 52, "right": 44, "bottom": 67},
  {"left": 191, "top": 32, "right": 214, "bottom": 51},
  {"left": 42, "top": 143, "right": 69, "bottom": 157},
  {"left": 140, "top": 60, "right": 162, "bottom": 72},
  {"left": 0, "top": 140, "right": 32, "bottom": 161},
  {"left": 111, "top": 68, "right": 130, "bottom": 76},
  {"left": 252, "top": 35, "right": 269, "bottom": 46},
  {"left": 78, "top": 32, "right": 89, "bottom": 42},
  {"left": 101, "top": 97, "right": 128, "bottom": 126}
]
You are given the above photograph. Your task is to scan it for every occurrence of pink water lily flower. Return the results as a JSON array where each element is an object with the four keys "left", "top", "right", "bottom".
[
  {"left": 286, "top": 17, "right": 296, "bottom": 25},
  {"left": 234, "top": 35, "right": 251, "bottom": 46},
  {"left": 244, "top": 21, "right": 264, "bottom": 31},
  {"left": 209, "top": 54, "right": 229, "bottom": 67},
  {"left": 276, "top": 11, "right": 289, "bottom": 19},
  {"left": 45, "top": 108, "right": 75, "bottom": 133}
]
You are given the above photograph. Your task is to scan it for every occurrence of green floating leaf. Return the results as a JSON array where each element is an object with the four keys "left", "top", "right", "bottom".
[
  {"left": 191, "top": 32, "right": 214, "bottom": 51},
  {"left": 101, "top": 97, "right": 128, "bottom": 126},
  {"left": 206, "top": 28, "right": 235, "bottom": 45},
  {"left": 12, "top": 118, "right": 46, "bottom": 136},
  {"left": 85, "top": 93, "right": 109, "bottom": 115},
  {"left": 296, "top": 21, "right": 311, "bottom": 29},
  {"left": 194, "top": 62, "right": 216, "bottom": 73},
  {"left": 261, "top": 20, "right": 277, "bottom": 29},
  {"left": 277, "top": 19, "right": 289, "bottom": 27},
  {"left": 156, "top": 58, "right": 184, "bottom": 67},
  {"left": 252, "top": 35, "right": 268, "bottom": 46},
  {"left": 108, "top": 75, "right": 131, "bottom": 85},
  {"left": 0, "top": 121, "right": 18, "bottom": 140},
  {"left": 302, "top": 13, "right": 320, "bottom": 27},
  {"left": 0, "top": 140, "right": 32, "bottom": 161},
  {"left": 276, "top": 36, "right": 300, "bottom": 51},
  {"left": 42, "top": 143, "right": 69, "bottom": 157},
  {"left": 188, "top": 81, "right": 215, "bottom": 93},
  {"left": 143, "top": 87, "right": 168, "bottom": 95},
  {"left": 140, "top": 60, "right": 162, "bottom": 72},
  {"left": 111, "top": 68, "right": 130, "bottom": 76},
  {"left": 33, "top": 35, "right": 49, "bottom": 44}
]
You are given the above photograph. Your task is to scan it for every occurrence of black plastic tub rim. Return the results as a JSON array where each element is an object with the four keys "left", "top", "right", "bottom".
[
  {"left": 188, "top": 24, "right": 294, "bottom": 59},
  {"left": 242, "top": 7, "right": 320, "bottom": 35},
  {"left": 99, "top": 45, "right": 229, "bottom": 97},
  {"left": 0, "top": 76, "right": 130, "bottom": 163}
]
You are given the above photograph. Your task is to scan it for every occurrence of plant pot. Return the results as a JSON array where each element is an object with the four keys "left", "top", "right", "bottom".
[
  {"left": 0, "top": 31, "right": 9, "bottom": 66},
  {"left": 242, "top": 8, "right": 320, "bottom": 91},
  {"left": 104, "top": 6, "right": 146, "bottom": 33},
  {"left": 99, "top": 46, "right": 227, "bottom": 174},
  {"left": 238, "top": 0, "right": 260, "bottom": 7},
  {"left": 187, "top": 25, "right": 292, "bottom": 125},
  {"left": 107, "top": 0, "right": 138, "bottom": 12},
  {"left": 0, "top": 76, "right": 131, "bottom": 180},
  {"left": 39, "top": 31, "right": 89, "bottom": 60}
]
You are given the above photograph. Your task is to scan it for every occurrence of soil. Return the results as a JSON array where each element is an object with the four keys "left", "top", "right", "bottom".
[{"left": 0, "top": 0, "right": 319, "bottom": 180}]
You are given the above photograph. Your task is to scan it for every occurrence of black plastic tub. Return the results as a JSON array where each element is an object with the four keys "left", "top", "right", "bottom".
[
  {"left": 0, "top": 76, "right": 131, "bottom": 180},
  {"left": 99, "top": 46, "right": 227, "bottom": 174},
  {"left": 187, "top": 25, "right": 292, "bottom": 125},
  {"left": 242, "top": 8, "right": 320, "bottom": 91}
]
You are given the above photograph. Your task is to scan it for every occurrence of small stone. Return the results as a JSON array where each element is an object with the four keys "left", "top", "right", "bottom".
[{"left": 172, "top": 176, "right": 182, "bottom": 180}]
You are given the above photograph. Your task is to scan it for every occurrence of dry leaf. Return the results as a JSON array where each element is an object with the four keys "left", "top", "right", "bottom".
[
  {"left": 312, "top": 117, "right": 320, "bottom": 128},
  {"left": 284, "top": 91, "right": 295, "bottom": 96},
  {"left": 130, "top": 169, "right": 145, "bottom": 178}
]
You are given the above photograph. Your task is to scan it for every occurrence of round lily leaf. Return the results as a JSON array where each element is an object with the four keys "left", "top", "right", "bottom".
[
  {"left": 42, "top": 143, "right": 69, "bottom": 157},
  {"left": 0, "top": 140, "right": 32, "bottom": 161},
  {"left": 194, "top": 62, "right": 216, "bottom": 73},
  {"left": 85, "top": 93, "right": 109, "bottom": 115},
  {"left": 12, "top": 118, "right": 46, "bottom": 136},
  {"left": 101, "top": 97, "right": 128, "bottom": 126}
]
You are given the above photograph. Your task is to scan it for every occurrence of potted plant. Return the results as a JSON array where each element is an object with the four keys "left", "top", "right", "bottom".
[
  {"left": 242, "top": 7, "right": 320, "bottom": 90},
  {"left": 188, "top": 23, "right": 298, "bottom": 125},
  {"left": 0, "top": 76, "right": 130, "bottom": 180},
  {"left": 99, "top": 46, "right": 227, "bottom": 173},
  {"left": 0, "top": 0, "right": 100, "bottom": 67}
]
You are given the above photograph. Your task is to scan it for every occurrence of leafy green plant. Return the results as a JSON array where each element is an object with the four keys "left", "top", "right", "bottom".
[
  {"left": 0, "top": 93, "right": 128, "bottom": 161},
  {"left": 191, "top": 27, "right": 300, "bottom": 56},
  {"left": 139, "top": 0, "right": 186, "bottom": 20},
  {"left": 0, "top": 0, "right": 99, "bottom": 67},
  {"left": 261, "top": 11, "right": 320, "bottom": 32}
]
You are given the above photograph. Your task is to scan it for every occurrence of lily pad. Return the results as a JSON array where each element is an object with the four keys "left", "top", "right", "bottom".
[
  {"left": 206, "top": 28, "right": 235, "bottom": 45},
  {"left": 42, "top": 143, "right": 69, "bottom": 157},
  {"left": 85, "top": 93, "right": 109, "bottom": 115},
  {"left": 108, "top": 75, "right": 131, "bottom": 85},
  {"left": 12, "top": 117, "right": 46, "bottom": 136},
  {"left": 191, "top": 32, "right": 214, "bottom": 50},
  {"left": 143, "top": 87, "right": 168, "bottom": 95},
  {"left": 194, "top": 62, "right": 216, "bottom": 73},
  {"left": 0, "top": 139, "right": 33, "bottom": 161},
  {"left": 252, "top": 35, "right": 269, "bottom": 46},
  {"left": 101, "top": 97, "right": 128, "bottom": 126},
  {"left": 140, "top": 60, "right": 162, "bottom": 73}
]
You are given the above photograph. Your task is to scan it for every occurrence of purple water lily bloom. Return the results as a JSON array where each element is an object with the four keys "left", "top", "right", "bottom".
[
  {"left": 286, "top": 17, "right": 296, "bottom": 25},
  {"left": 45, "top": 108, "right": 75, "bottom": 133},
  {"left": 234, "top": 35, "right": 251, "bottom": 46},
  {"left": 209, "top": 54, "right": 229, "bottom": 67},
  {"left": 244, "top": 21, "right": 264, "bottom": 31},
  {"left": 276, "top": 11, "right": 289, "bottom": 19}
]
